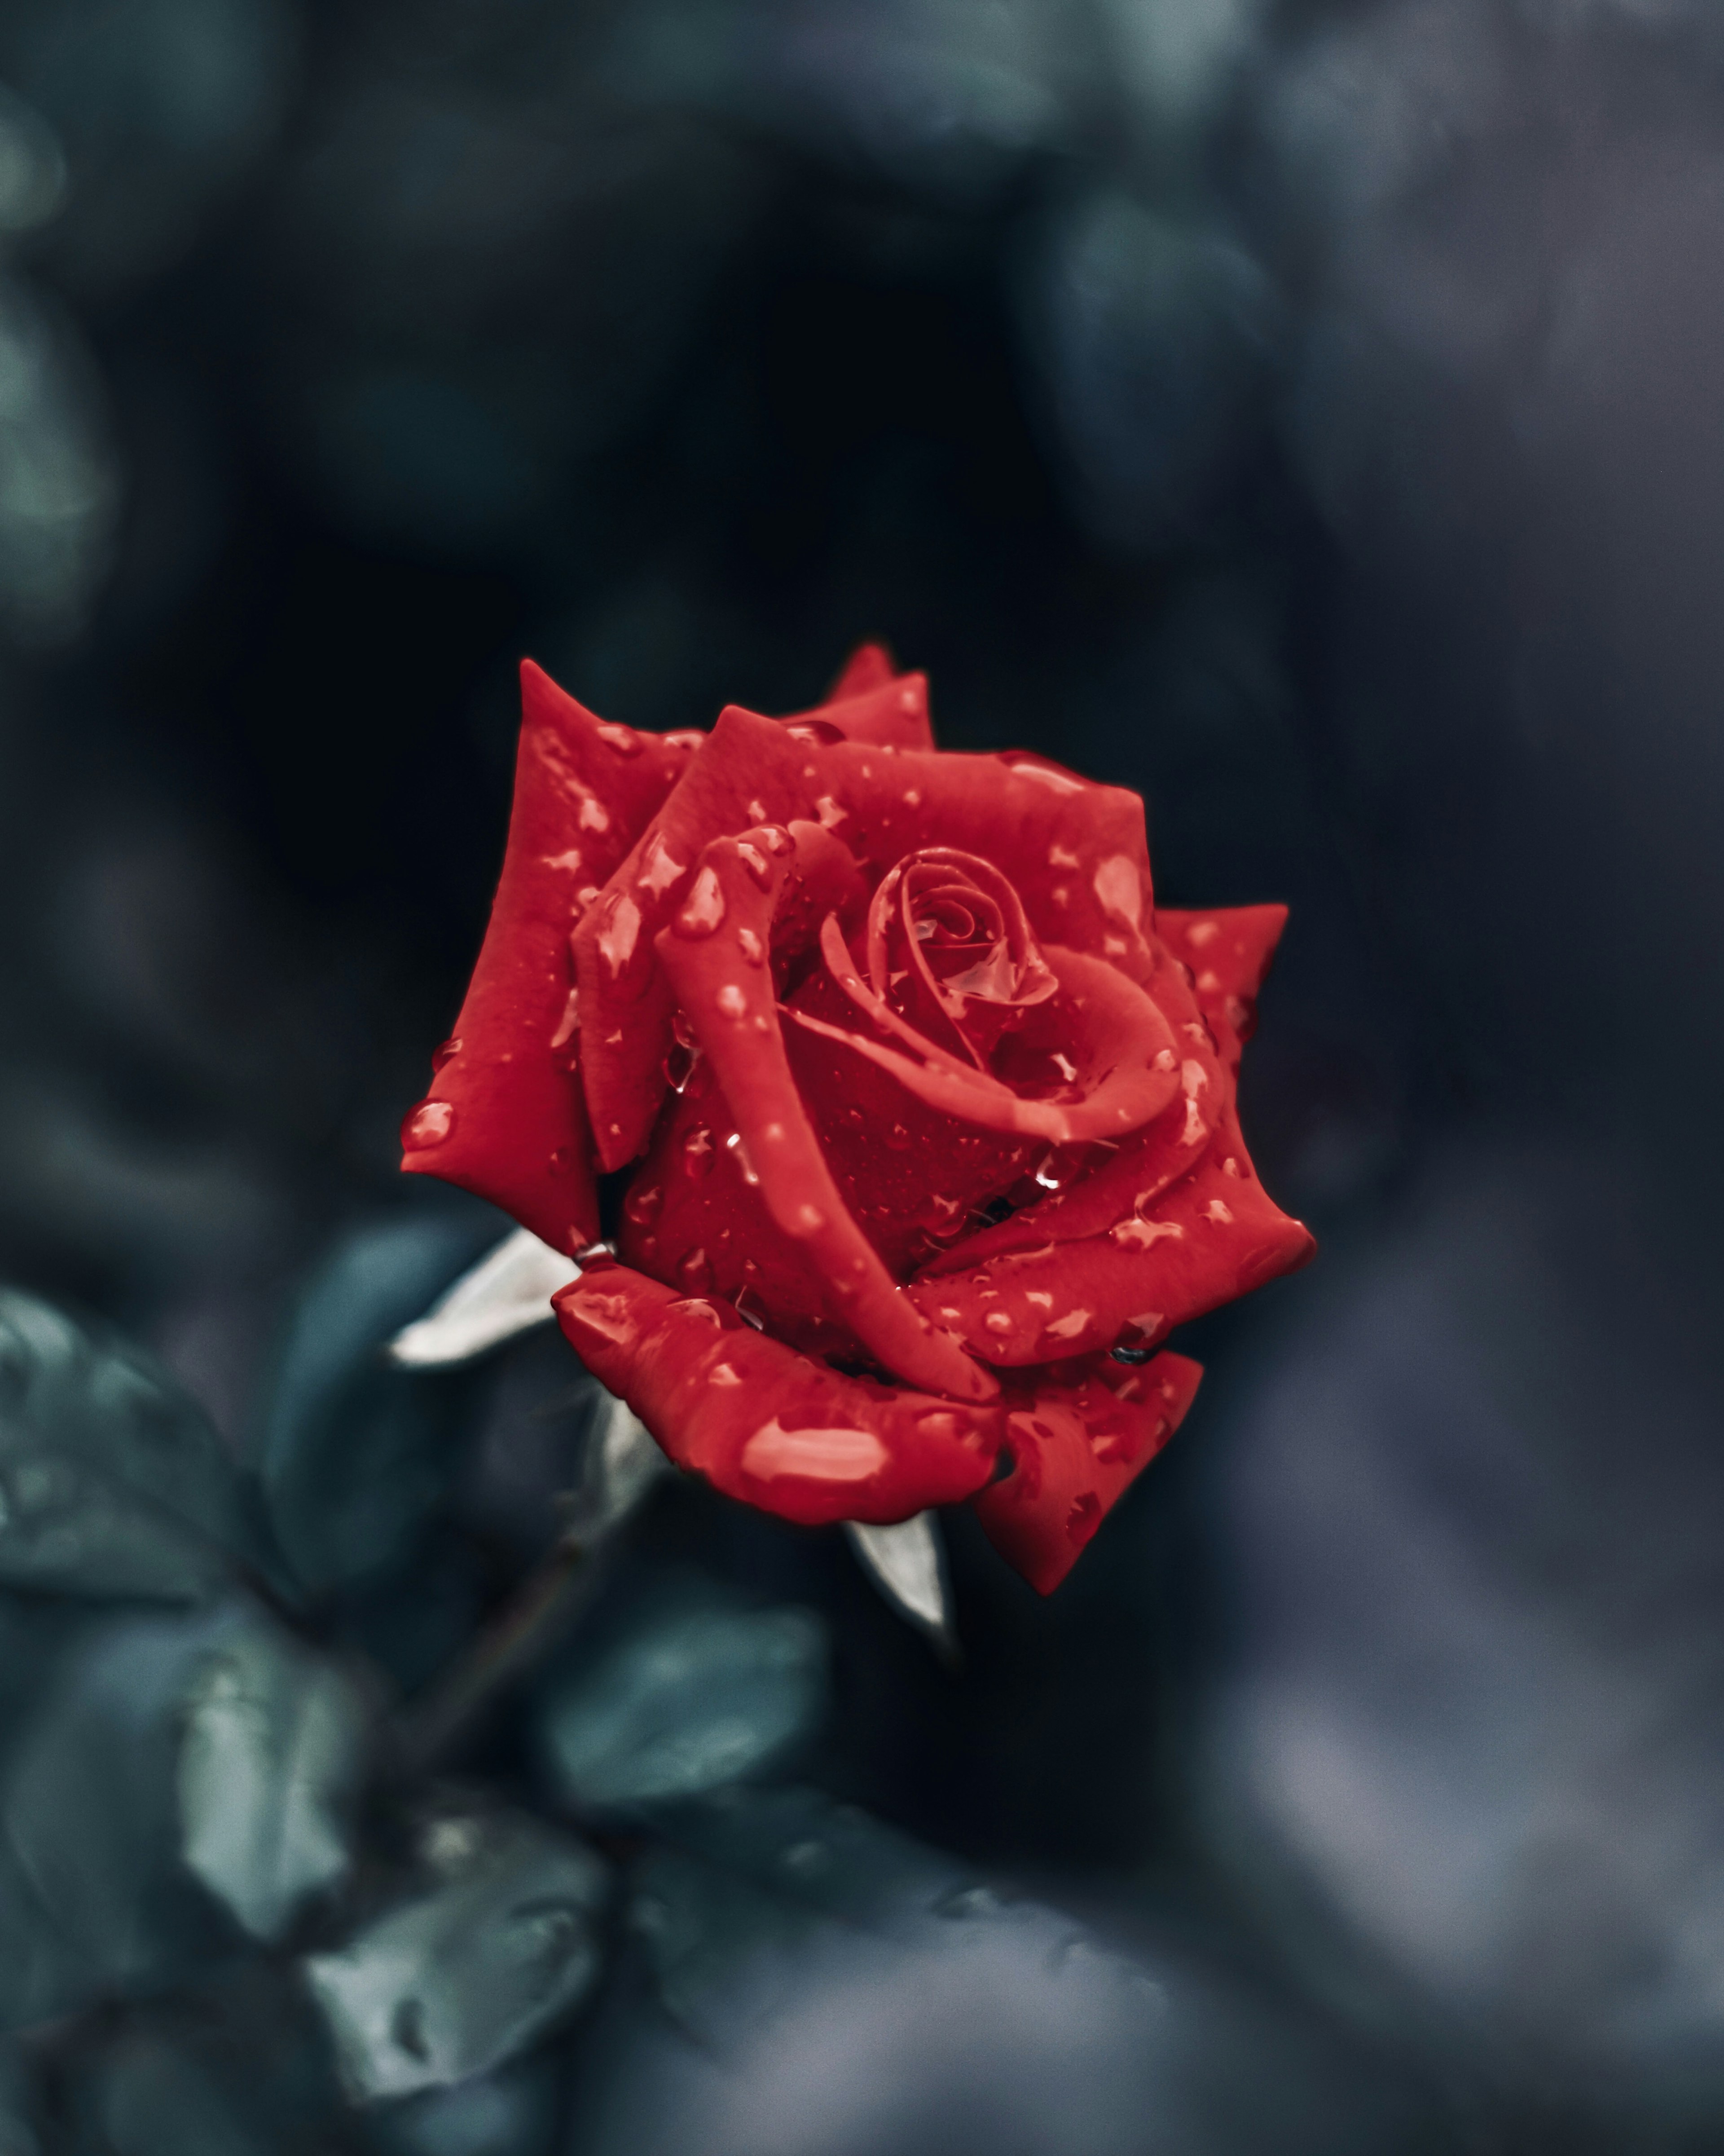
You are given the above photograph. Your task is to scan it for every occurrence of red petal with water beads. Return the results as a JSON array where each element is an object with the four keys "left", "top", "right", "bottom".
[
  {"left": 974, "top": 1351, "right": 1203, "bottom": 1594},
  {"left": 554, "top": 1263, "right": 1000, "bottom": 1526},
  {"left": 907, "top": 1104, "right": 1314, "bottom": 1364},
  {"left": 1156, "top": 904, "right": 1288, "bottom": 1072},
  {"left": 575, "top": 707, "right": 1158, "bottom": 1170},
  {"left": 400, "top": 660, "right": 695, "bottom": 1251},
  {"left": 650, "top": 820, "right": 997, "bottom": 1404},
  {"left": 788, "top": 926, "right": 1180, "bottom": 1146}
]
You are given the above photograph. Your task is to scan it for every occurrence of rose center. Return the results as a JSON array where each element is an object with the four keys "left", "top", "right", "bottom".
[{"left": 866, "top": 848, "right": 1057, "bottom": 1067}]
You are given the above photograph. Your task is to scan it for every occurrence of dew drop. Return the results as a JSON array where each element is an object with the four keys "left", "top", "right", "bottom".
[
  {"left": 431, "top": 1036, "right": 463, "bottom": 1072},
  {"left": 596, "top": 722, "right": 643, "bottom": 757},
  {"left": 737, "top": 926, "right": 765, "bottom": 966},
  {"left": 662, "top": 1041, "right": 697, "bottom": 1093},
  {"left": 673, "top": 1007, "right": 699, "bottom": 1050},
  {"left": 678, "top": 1248, "right": 713, "bottom": 1292},
  {"left": 796, "top": 1203, "right": 826, "bottom": 1233},
  {"left": 984, "top": 1311, "right": 1013, "bottom": 1335},
  {"left": 734, "top": 1286, "right": 768, "bottom": 1331},
  {"left": 624, "top": 1183, "right": 663, "bottom": 1227},
  {"left": 596, "top": 891, "right": 642, "bottom": 977},
  {"left": 402, "top": 1100, "right": 453, "bottom": 1149},
  {"left": 725, "top": 1130, "right": 760, "bottom": 1185},
  {"left": 549, "top": 985, "right": 581, "bottom": 1053},
  {"left": 736, "top": 842, "right": 771, "bottom": 889},
  {"left": 682, "top": 1127, "right": 715, "bottom": 1178},
  {"left": 884, "top": 1124, "right": 910, "bottom": 1151},
  {"left": 757, "top": 824, "right": 793, "bottom": 856},
  {"left": 675, "top": 865, "right": 726, "bottom": 937},
  {"left": 716, "top": 984, "right": 748, "bottom": 1019},
  {"left": 549, "top": 1146, "right": 575, "bottom": 1173}
]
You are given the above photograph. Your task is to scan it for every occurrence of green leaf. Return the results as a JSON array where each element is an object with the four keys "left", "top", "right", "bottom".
[
  {"left": 303, "top": 1807, "right": 608, "bottom": 2102},
  {"left": 0, "top": 1291, "right": 262, "bottom": 1602},
  {"left": 175, "top": 1618, "right": 367, "bottom": 1943},
  {"left": 0, "top": 1601, "right": 362, "bottom": 2027},
  {"left": 252, "top": 1214, "right": 501, "bottom": 1598},
  {"left": 539, "top": 1592, "right": 828, "bottom": 1818}
]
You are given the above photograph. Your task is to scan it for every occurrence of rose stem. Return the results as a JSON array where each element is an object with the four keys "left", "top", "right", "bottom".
[{"left": 389, "top": 1526, "right": 596, "bottom": 1777}]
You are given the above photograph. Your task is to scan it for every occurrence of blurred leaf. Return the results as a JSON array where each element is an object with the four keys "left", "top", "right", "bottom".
[
  {"left": 358, "top": 2052, "right": 564, "bottom": 2156},
  {"left": 0, "top": 2034, "right": 44, "bottom": 2156},
  {"left": 253, "top": 1212, "right": 502, "bottom": 1598},
  {"left": 540, "top": 1595, "right": 827, "bottom": 1818},
  {"left": 626, "top": 1845, "right": 828, "bottom": 2046},
  {"left": 176, "top": 1619, "right": 367, "bottom": 1943},
  {"left": 57, "top": 1965, "right": 351, "bottom": 2156},
  {"left": 0, "top": 1289, "right": 263, "bottom": 1600},
  {"left": 76, "top": 2033, "right": 277, "bottom": 2156},
  {"left": 0, "top": 1600, "right": 356, "bottom": 2026},
  {"left": 303, "top": 1808, "right": 608, "bottom": 2103}
]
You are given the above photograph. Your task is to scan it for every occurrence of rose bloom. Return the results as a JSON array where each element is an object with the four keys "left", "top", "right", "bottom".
[{"left": 403, "top": 647, "right": 1312, "bottom": 1592}]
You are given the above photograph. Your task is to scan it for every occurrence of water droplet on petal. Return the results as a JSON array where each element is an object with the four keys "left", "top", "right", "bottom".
[
  {"left": 596, "top": 891, "right": 642, "bottom": 977},
  {"left": 624, "top": 1183, "right": 663, "bottom": 1226},
  {"left": 734, "top": 1286, "right": 768, "bottom": 1331},
  {"left": 596, "top": 722, "right": 643, "bottom": 757},
  {"left": 796, "top": 1204, "right": 826, "bottom": 1233},
  {"left": 736, "top": 842, "right": 771, "bottom": 889},
  {"left": 431, "top": 1036, "right": 463, "bottom": 1072},
  {"left": 402, "top": 1100, "right": 454, "bottom": 1149},
  {"left": 662, "top": 1041, "right": 697, "bottom": 1092},
  {"left": 724, "top": 1130, "right": 760, "bottom": 1185},
  {"left": 757, "top": 824, "right": 793, "bottom": 855},
  {"left": 716, "top": 984, "right": 748, "bottom": 1019},
  {"left": 984, "top": 1311, "right": 1013, "bottom": 1335},
  {"left": 737, "top": 926, "right": 765, "bottom": 966},
  {"left": 682, "top": 1127, "right": 715, "bottom": 1178},
  {"left": 549, "top": 1146, "right": 575, "bottom": 1172},
  {"left": 675, "top": 865, "right": 726, "bottom": 936},
  {"left": 885, "top": 1124, "right": 910, "bottom": 1151},
  {"left": 678, "top": 1248, "right": 713, "bottom": 1292}
]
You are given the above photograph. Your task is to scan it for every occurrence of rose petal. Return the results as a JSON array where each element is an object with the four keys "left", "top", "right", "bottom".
[
  {"left": 910, "top": 934, "right": 1225, "bottom": 1265},
  {"left": 906, "top": 1108, "right": 1314, "bottom": 1364},
  {"left": 788, "top": 937, "right": 1180, "bottom": 1145},
  {"left": 824, "top": 641, "right": 896, "bottom": 701},
  {"left": 973, "top": 1351, "right": 1202, "bottom": 1594},
  {"left": 628, "top": 961, "right": 1038, "bottom": 1344},
  {"left": 554, "top": 1264, "right": 1000, "bottom": 1524},
  {"left": 1156, "top": 905, "right": 1287, "bottom": 1071},
  {"left": 651, "top": 824, "right": 998, "bottom": 1403},
  {"left": 401, "top": 659, "right": 694, "bottom": 1250},
  {"left": 574, "top": 708, "right": 1158, "bottom": 1170},
  {"left": 792, "top": 671, "right": 935, "bottom": 752}
]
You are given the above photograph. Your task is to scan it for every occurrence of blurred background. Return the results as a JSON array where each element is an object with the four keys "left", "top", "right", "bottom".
[{"left": 4, "top": 0, "right": 1724, "bottom": 2147}]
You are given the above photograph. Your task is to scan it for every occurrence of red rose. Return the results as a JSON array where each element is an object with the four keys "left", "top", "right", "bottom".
[{"left": 402, "top": 646, "right": 1312, "bottom": 1592}]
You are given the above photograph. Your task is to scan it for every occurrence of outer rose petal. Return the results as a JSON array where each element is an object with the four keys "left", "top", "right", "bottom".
[
  {"left": 789, "top": 672, "right": 935, "bottom": 752},
  {"left": 824, "top": 641, "right": 895, "bottom": 700},
  {"left": 401, "top": 660, "right": 694, "bottom": 1250},
  {"left": 576, "top": 706, "right": 1157, "bottom": 1169},
  {"left": 1156, "top": 905, "right": 1287, "bottom": 1072},
  {"left": 554, "top": 1264, "right": 999, "bottom": 1525},
  {"left": 651, "top": 822, "right": 997, "bottom": 1403},
  {"left": 975, "top": 1352, "right": 1202, "bottom": 1594},
  {"left": 907, "top": 1108, "right": 1314, "bottom": 1363}
]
